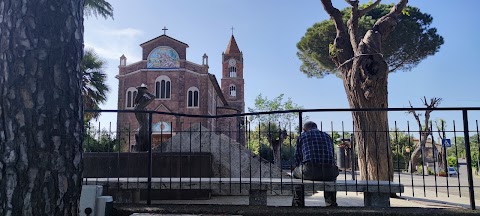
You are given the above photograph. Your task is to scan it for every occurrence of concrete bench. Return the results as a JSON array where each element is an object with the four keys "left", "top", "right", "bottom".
[{"left": 84, "top": 177, "right": 403, "bottom": 207}]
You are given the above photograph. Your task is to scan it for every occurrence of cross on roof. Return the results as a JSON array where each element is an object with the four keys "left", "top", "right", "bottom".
[
  {"left": 231, "top": 26, "right": 234, "bottom": 35},
  {"left": 162, "top": 26, "right": 168, "bottom": 35}
]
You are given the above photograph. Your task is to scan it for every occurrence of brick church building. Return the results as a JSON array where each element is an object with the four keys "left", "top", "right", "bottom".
[{"left": 116, "top": 32, "right": 245, "bottom": 151}]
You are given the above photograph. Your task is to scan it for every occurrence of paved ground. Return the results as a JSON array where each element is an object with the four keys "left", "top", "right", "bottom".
[{"left": 116, "top": 187, "right": 480, "bottom": 215}]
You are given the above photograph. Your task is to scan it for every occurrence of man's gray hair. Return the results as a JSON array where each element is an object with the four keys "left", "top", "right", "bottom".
[{"left": 303, "top": 121, "right": 318, "bottom": 131}]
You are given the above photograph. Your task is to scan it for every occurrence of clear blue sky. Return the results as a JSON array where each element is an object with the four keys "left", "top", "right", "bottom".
[{"left": 85, "top": 0, "right": 480, "bottom": 134}]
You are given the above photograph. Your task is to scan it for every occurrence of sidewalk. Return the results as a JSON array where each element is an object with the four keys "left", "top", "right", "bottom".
[{"left": 144, "top": 188, "right": 479, "bottom": 209}]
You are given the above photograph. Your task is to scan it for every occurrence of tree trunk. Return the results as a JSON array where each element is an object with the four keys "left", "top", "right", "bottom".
[
  {"left": 344, "top": 60, "right": 393, "bottom": 181},
  {"left": 272, "top": 141, "right": 282, "bottom": 168},
  {"left": 408, "top": 145, "right": 425, "bottom": 173},
  {"left": 320, "top": 0, "right": 408, "bottom": 180},
  {"left": 0, "top": 1, "right": 85, "bottom": 215}
]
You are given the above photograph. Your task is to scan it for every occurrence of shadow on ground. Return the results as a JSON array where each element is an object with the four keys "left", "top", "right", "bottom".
[{"left": 114, "top": 204, "right": 479, "bottom": 216}]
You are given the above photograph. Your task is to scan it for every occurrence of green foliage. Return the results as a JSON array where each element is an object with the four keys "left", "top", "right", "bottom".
[
  {"left": 427, "top": 167, "right": 435, "bottom": 175},
  {"left": 248, "top": 138, "right": 294, "bottom": 164},
  {"left": 84, "top": 127, "right": 119, "bottom": 152},
  {"left": 247, "top": 124, "right": 298, "bottom": 163},
  {"left": 390, "top": 128, "right": 414, "bottom": 153},
  {"left": 297, "top": 4, "right": 444, "bottom": 78},
  {"left": 82, "top": 49, "right": 110, "bottom": 122},
  {"left": 392, "top": 152, "right": 407, "bottom": 170},
  {"left": 248, "top": 94, "right": 307, "bottom": 132},
  {"left": 84, "top": 0, "right": 114, "bottom": 19},
  {"left": 472, "top": 151, "right": 479, "bottom": 169},
  {"left": 416, "top": 166, "right": 434, "bottom": 175},
  {"left": 447, "top": 156, "right": 457, "bottom": 168}
]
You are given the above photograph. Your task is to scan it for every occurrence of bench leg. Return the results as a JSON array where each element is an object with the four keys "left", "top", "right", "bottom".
[
  {"left": 249, "top": 189, "right": 267, "bottom": 206},
  {"left": 292, "top": 185, "right": 305, "bottom": 207},
  {"left": 364, "top": 192, "right": 390, "bottom": 208}
]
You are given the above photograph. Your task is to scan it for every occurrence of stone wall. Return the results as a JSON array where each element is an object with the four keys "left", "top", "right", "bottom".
[{"left": 154, "top": 124, "right": 284, "bottom": 178}]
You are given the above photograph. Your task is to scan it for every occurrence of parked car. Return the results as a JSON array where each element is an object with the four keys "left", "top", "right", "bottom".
[{"left": 447, "top": 167, "right": 458, "bottom": 177}]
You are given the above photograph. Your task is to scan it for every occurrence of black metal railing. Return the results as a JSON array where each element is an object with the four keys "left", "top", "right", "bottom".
[{"left": 83, "top": 107, "right": 480, "bottom": 209}]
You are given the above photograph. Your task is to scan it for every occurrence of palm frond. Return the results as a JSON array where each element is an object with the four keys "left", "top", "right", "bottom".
[{"left": 84, "top": 0, "right": 114, "bottom": 19}]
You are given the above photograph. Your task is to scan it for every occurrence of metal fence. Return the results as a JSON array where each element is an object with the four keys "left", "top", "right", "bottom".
[{"left": 83, "top": 107, "right": 480, "bottom": 209}]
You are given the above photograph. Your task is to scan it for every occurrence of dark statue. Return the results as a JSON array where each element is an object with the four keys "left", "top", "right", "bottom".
[{"left": 134, "top": 84, "right": 155, "bottom": 151}]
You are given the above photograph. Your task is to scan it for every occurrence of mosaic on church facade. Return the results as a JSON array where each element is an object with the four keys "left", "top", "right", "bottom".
[{"left": 147, "top": 46, "right": 180, "bottom": 68}]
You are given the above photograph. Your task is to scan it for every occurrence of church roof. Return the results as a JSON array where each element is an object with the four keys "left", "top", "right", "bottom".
[
  {"left": 225, "top": 35, "right": 240, "bottom": 54},
  {"left": 140, "top": 34, "right": 189, "bottom": 47},
  {"left": 208, "top": 74, "right": 228, "bottom": 106}
]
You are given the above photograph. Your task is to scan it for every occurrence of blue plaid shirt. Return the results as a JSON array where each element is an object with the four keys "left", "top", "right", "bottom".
[{"left": 295, "top": 129, "right": 335, "bottom": 166}]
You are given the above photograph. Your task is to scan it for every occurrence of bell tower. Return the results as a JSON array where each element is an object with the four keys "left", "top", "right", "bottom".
[{"left": 221, "top": 34, "right": 245, "bottom": 113}]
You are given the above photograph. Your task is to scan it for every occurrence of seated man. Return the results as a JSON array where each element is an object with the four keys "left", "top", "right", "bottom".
[{"left": 293, "top": 121, "right": 339, "bottom": 207}]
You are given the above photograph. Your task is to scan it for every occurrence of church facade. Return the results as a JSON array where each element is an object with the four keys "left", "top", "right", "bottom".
[{"left": 116, "top": 33, "right": 245, "bottom": 151}]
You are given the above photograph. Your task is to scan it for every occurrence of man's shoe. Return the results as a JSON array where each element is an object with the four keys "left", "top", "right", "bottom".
[{"left": 325, "top": 203, "right": 338, "bottom": 207}]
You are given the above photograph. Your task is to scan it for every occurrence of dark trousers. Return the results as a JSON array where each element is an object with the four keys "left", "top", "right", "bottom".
[{"left": 293, "top": 163, "right": 339, "bottom": 205}]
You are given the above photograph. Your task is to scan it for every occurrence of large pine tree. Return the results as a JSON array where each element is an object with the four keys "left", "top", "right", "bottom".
[{"left": 0, "top": 1, "right": 85, "bottom": 215}]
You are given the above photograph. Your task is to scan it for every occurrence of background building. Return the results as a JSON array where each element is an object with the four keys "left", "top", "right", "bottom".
[{"left": 116, "top": 32, "right": 245, "bottom": 151}]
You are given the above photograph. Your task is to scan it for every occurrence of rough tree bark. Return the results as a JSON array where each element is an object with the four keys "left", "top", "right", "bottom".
[
  {"left": 320, "top": 0, "right": 408, "bottom": 180},
  {"left": 407, "top": 97, "right": 442, "bottom": 173},
  {"left": 0, "top": 1, "right": 85, "bottom": 215}
]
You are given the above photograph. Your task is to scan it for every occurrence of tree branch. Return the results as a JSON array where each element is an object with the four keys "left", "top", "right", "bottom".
[
  {"left": 408, "top": 101, "right": 422, "bottom": 130},
  {"left": 320, "top": 0, "right": 354, "bottom": 72},
  {"left": 320, "top": 0, "right": 347, "bottom": 34},
  {"left": 358, "top": 0, "right": 382, "bottom": 17},
  {"left": 371, "top": 0, "right": 408, "bottom": 40},
  {"left": 347, "top": 1, "right": 360, "bottom": 51},
  {"left": 422, "top": 97, "right": 442, "bottom": 131}
]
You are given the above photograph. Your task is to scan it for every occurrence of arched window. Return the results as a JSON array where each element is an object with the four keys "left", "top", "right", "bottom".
[
  {"left": 229, "top": 85, "right": 236, "bottom": 97},
  {"left": 229, "top": 66, "right": 237, "bottom": 77},
  {"left": 155, "top": 75, "right": 171, "bottom": 99},
  {"left": 187, "top": 87, "right": 199, "bottom": 108},
  {"left": 125, "top": 87, "right": 138, "bottom": 109}
]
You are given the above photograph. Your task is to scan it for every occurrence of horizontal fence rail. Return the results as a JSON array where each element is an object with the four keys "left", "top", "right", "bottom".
[{"left": 83, "top": 108, "right": 480, "bottom": 209}]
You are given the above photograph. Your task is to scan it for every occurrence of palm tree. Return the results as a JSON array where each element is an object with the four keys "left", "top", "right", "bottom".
[
  {"left": 82, "top": 49, "right": 110, "bottom": 122},
  {"left": 84, "top": 0, "right": 114, "bottom": 19}
]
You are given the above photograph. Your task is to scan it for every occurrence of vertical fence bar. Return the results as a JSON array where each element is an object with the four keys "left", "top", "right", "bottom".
[
  {"left": 115, "top": 122, "right": 120, "bottom": 191},
  {"left": 96, "top": 121, "right": 101, "bottom": 187},
  {"left": 229, "top": 121, "right": 232, "bottom": 194},
  {"left": 477, "top": 120, "right": 480, "bottom": 179},
  {"left": 385, "top": 126, "right": 391, "bottom": 195},
  {"left": 279, "top": 122, "right": 283, "bottom": 194},
  {"left": 419, "top": 127, "right": 426, "bottom": 197},
  {"left": 342, "top": 121, "right": 347, "bottom": 195},
  {"left": 453, "top": 121, "right": 461, "bottom": 197},
  {"left": 239, "top": 119, "right": 242, "bottom": 194},
  {"left": 248, "top": 119, "right": 252, "bottom": 192},
  {"left": 374, "top": 130, "right": 380, "bottom": 193},
  {"left": 363, "top": 125, "right": 368, "bottom": 193},
  {"left": 442, "top": 121, "right": 449, "bottom": 197},
  {"left": 430, "top": 122, "right": 438, "bottom": 197},
  {"left": 209, "top": 120, "right": 213, "bottom": 191},
  {"left": 352, "top": 120, "right": 358, "bottom": 194},
  {"left": 180, "top": 121, "right": 183, "bottom": 189},
  {"left": 199, "top": 122, "right": 202, "bottom": 190},
  {"left": 289, "top": 121, "right": 293, "bottom": 194},
  {"left": 147, "top": 112, "right": 153, "bottom": 205},
  {"left": 462, "top": 110, "right": 476, "bottom": 210},
  {"left": 189, "top": 122, "right": 193, "bottom": 190},
  {"left": 407, "top": 122, "right": 414, "bottom": 197},
  {"left": 258, "top": 122, "right": 262, "bottom": 188},
  {"left": 394, "top": 122, "right": 401, "bottom": 196},
  {"left": 170, "top": 121, "right": 173, "bottom": 189},
  {"left": 127, "top": 124, "right": 131, "bottom": 189},
  {"left": 268, "top": 121, "right": 272, "bottom": 194},
  {"left": 159, "top": 117, "right": 164, "bottom": 189}
]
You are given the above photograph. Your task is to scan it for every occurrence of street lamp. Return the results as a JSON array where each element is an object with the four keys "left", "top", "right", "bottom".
[{"left": 405, "top": 147, "right": 411, "bottom": 153}]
